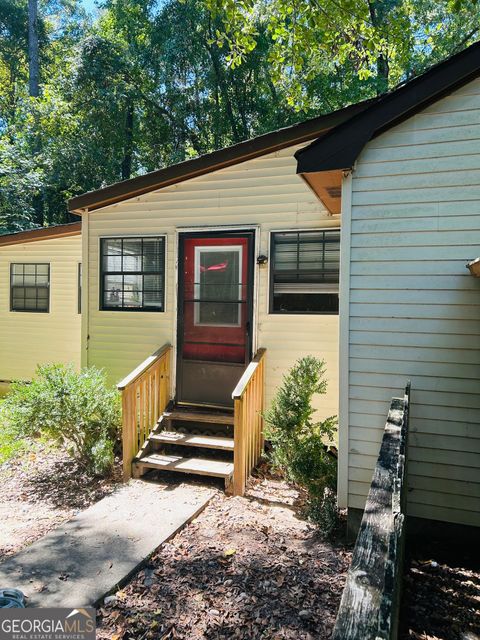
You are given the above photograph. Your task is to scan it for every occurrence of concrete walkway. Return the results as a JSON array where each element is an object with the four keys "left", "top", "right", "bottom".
[{"left": 0, "top": 480, "right": 214, "bottom": 607}]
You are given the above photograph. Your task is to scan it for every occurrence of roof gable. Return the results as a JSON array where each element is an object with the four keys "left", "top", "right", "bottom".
[{"left": 296, "top": 41, "right": 480, "bottom": 174}]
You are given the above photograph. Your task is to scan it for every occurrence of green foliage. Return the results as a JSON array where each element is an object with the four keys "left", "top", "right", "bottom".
[
  {"left": 0, "top": 0, "right": 302, "bottom": 232},
  {"left": 1, "top": 364, "right": 121, "bottom": 475},
  {"left": 0, "top": 399, "right": 27, "bottom": 464},
  {"left": 307, "top": 488, "right": 339, "bottom": 539},
  {"left": 264, "top": 356, "right": 338, "bottom": 536},
  {"left": 0, "top": 0, "right": 479, "bottom": 232},
  {"left": 203, "top": 0, "right": 480, "bottom": 106}
]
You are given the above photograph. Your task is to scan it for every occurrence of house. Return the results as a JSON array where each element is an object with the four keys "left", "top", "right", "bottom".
[
  {"left": 0, "top": 223, "right": 82, "bottom": 394},
  {"left": 296, "top": 41, "right": 480, "bottom": 533},
  {"left": 67, "top": 106, "right": 362, "bottom": 492},
  {"left": 67, "top": 104, "right": 373, "bottom": 419},
  {"left": 1, "top": 42, "right": 479, "bottom": 532}
]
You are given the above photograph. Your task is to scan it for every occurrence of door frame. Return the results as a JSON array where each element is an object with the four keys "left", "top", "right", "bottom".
[{"left": 174, "top": 226, "right": 259, "bottom": 407}]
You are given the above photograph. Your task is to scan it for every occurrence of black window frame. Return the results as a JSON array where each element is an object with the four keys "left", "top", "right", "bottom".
[
  {"left": 10, "top": 263, "right": 50, "bottom": 313},
  {"left": 269, "top": 229, "right": 340, "bottom": 315},
  {"left": 100, "top": 236, "right": 166, "bottom": 312}
]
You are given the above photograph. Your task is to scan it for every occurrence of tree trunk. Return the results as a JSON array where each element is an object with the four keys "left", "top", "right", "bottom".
[
  {"left": 375, "top": 55, "right": 389, "bottom": 94},
  {"left": 206, "top": 44, "right": 241, "bottom": 142},
  {"left": 28, "top": 0, "right": 42, "bottom": 224},
  {"left": 121, "top": 98, "right": 134, "bottom": 180},
  {"left": 367, "top": 0, "right": 389, "bottom": 95},
  {"left": 28, "top": 0, "right": 40, "bottom": 97}
]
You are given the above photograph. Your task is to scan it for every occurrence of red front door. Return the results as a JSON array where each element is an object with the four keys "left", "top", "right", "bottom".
[{"left": 177, "top": 231, "right": 254, "bottom": 407}]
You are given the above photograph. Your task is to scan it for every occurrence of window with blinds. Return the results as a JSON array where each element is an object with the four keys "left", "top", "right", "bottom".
[
  {"left": 270, "top": 229, "right": 340, "bottom": 314},
  {"left": 10, "top": 263, "right": 50, "bottom": 312},
  {"left": 100, "top": 237, "right": 165, "bottom": 311}
]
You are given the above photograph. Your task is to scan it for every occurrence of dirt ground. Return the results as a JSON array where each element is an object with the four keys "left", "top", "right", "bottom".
[
  {"left": 0, "top": 441, "right": 120, "bottom": 560},
  {"left": 96, "top": 473, "right": 351, "bottom": 640},
  {"left": 400, "top": 537, "right": 480, "bottom": 640},
  {"left": 1, "top": 446, "right": 350, "bottom": 638}
]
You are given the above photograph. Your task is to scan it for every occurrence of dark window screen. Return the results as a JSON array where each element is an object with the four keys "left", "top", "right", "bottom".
[{"left": 270, "top": 230, "right": 340, "bottom": 314}]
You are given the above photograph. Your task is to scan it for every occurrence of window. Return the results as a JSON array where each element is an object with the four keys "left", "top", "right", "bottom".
[
  {"left": 100, "top": 237, "right": 165, "bottom": 311},
  {"left": 194, "top": 245, "right": 242, "bottom": 327},
  {"left": 78, "top": 263, "right": 82, "bottom": 314},
  {"left": 270, "top": 229, "right": 340, "bottom": 314},
  {"left": 10, "top": 263, "right": 50, "bottom": 313}
]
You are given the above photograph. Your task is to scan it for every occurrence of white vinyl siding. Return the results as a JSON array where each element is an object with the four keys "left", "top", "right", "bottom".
[
  {"left": 344, "top": 76, "right": 480, "bottom": 528},
  {"left": 0, "top": 235, "right": 82, "bottom": 381},
  {"left": 85, "top": 145, "right": 340, "bottom": 421}
]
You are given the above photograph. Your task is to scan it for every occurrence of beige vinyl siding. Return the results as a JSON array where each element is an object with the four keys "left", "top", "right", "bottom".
[
  {"left": 0, "top": 235, "right": 82, "bottom": 381},
  {"left": 86, "top": 144, "right": 339, "bottom": 420},
  {"left": 345, "top": 76, "right": 480, "bottom": 527}
]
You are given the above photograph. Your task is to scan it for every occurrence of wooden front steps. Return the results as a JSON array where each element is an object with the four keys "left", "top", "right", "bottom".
[
  {"left": 119, "top": 344, "right": 266, "bottom": 495},
  {"left": 134, "top": 454, "right": 234, "bottom": 478},
  {"left": 132, "top": 406, "right": 235, "bottom": 489},
  {"left": 150, "top": 432, "right": 234, "bottom": 451},
  {"left": 164, "top": 410, "right": 234, "bottom": 426}
]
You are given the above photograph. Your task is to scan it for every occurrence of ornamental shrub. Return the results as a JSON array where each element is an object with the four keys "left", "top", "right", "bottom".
[
  {"left": 264, "top": 356, "right": 338, "bottom": 536},
  {"left": 2, "top": 364, "right": 121, "bottom": 476},
  {"left": 0, "top": 400, "right": 27, "bottom": 464}
]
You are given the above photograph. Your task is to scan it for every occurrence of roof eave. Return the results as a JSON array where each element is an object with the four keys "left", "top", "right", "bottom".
[
  {"left": 0, "top": 222, "right": 81, "bottom": 247},
  {"left": 296, "top": 41, "right": 480, "bottom": 175},
  {"left": 68, "top": 99, "right": 375, "bottom": 214}
]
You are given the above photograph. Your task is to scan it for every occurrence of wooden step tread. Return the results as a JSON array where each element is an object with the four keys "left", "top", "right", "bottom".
[
  {"left": 164, "top": 410, "right": 234, "bottom": 425},
  {"left": 151, "top": 431, "right": 234, "bottom": 451},
  {"left": 135, "top": 453, "right": 234, "bottom": 478}
]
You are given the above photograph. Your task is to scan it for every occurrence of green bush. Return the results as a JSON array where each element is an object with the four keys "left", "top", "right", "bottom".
[
  {"left": 264, "top": 356, "right": 338, "bottom": 536},
  {"left": 0, "top": 399, "right": 27, "bottom": 465},
  {"left": 2, "top": 364, "right": 121, "bottom": 476}
]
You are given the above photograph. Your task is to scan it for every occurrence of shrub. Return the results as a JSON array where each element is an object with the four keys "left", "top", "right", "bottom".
[
  {"left": 264, "top": 356, "right": 338, "bottom": 536},
  {"left": 2, "top": 364, "right": 121, "bottom": 476},
  {"left": 0, "top": 399, "right": 27, "bottom": 465}
]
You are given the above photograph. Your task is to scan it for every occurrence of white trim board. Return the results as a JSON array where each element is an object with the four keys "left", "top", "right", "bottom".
[
  {"left": 338, "top": 171, "right": 353, "bottom": 509},
  {"left": 81, "top": 211, "right": 89, "bottom": 368}
]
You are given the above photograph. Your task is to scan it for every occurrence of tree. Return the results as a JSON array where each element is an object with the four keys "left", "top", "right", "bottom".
[
  {"left": 1, "top": 0, "right": 480, "bottom": 234},
  {"left": 0, "top": 0, "right": 88, "bottom": 231},
  {"left": 28, "top": 0, "right": 39, "bottom": 96},
  {"left": 202, "top": 0, "right": 480, "bottom": 105}
]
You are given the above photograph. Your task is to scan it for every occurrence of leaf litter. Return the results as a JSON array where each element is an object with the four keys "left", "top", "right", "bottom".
[
  {"left": 97, "top": 472, "right": 351, "bottom": 640},
  {"left": 0, "top": 439, "right": 121, "bottom": 561},
  {"left": 399, "top": 537, "right": 480, "bottom": 640}
]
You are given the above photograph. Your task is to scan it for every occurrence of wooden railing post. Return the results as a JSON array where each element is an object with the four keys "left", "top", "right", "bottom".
[
  {"left": 233, "top": 397, "right": 245, "bottom": 495},
  {"left": 118, "top": 343, "right": 172, "bottom": 481},
  {"left": 122, "top": 386, "right": 133, "bottom": 480},
  {"left": 232, "top": 348, "right": 266, "bottom": 496}
]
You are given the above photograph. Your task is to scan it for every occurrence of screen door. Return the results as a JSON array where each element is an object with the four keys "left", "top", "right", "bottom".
[{"left": 177, "top": 231, "right": 254, "bottom": 407}]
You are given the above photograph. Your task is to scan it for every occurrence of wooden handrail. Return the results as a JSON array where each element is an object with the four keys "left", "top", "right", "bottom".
[
  {"left": 232, "top": 348, "right": 267, "bottom": 400},
  {"left": 118, "top": 344, "right": 172, "bottom": 480},
  {"left": 117, "top": 343, "right": 171, "bottom": 390},
  {"left": 232, "top": 348, "right": 266, "bottom": 496}
]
